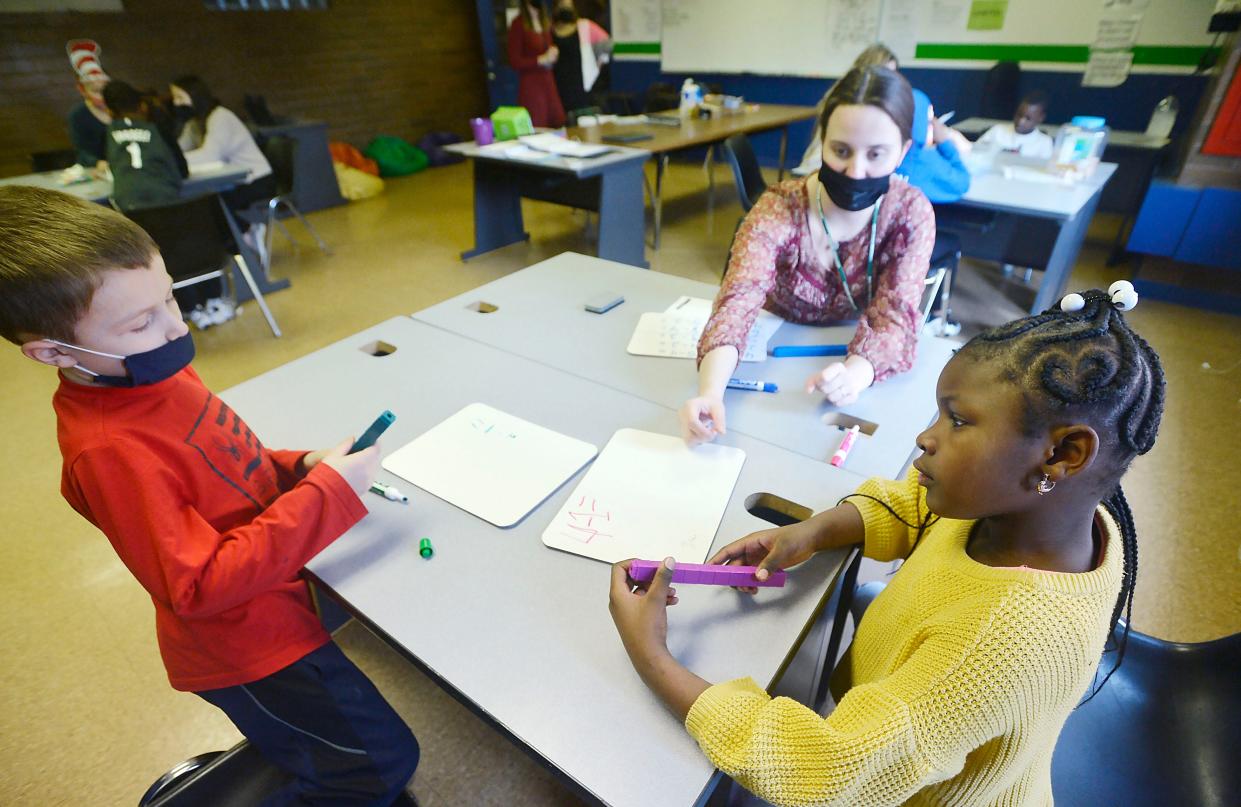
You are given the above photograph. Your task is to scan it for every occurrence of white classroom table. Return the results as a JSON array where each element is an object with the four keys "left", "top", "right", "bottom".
[
  {"left": 413, "top": 252, "right": 959, "bottom": 480},
  {"left": 221, "top": 315, "right": 863, "bottom": 807},
  {"left": 0, "top": 162, "right": 249, "bottom": 203}
]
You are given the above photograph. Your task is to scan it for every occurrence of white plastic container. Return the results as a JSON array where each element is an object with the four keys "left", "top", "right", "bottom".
[
  {"left": 680, "top": 78, "right": 702, "bottom": 115},
  {"left": 1145, "top": 96, "right": 1178, "bottom": 139},
  {"left": 1051, "top": 116, "right": 1109, "bottom": 177}
]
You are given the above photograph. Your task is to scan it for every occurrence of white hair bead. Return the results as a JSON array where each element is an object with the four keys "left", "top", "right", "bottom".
[
  {"left": 1108, "top": 279, "right": 1135, "bottom": 297},
  {"left": 1060, "top": 293, "right": 1086, "bottom": 312},
  {"left": 1112, "top": 287, "right": 1139, "bottom": 311}
]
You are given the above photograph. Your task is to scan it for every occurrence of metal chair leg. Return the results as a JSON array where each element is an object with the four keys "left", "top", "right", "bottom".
[
  {"left": 231, "top": 254, "right": 282, "bottom": 337},
  {"left": 283, "top": 199, "right": 332, "bottom": 256}
]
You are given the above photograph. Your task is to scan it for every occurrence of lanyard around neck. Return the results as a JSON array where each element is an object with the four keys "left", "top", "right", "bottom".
[{"left": 816, "top": 185, "right": 881, "bottom": 312}]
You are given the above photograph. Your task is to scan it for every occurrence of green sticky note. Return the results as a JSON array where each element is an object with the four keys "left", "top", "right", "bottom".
[{"left": 968, "top": 0, "right": 1008, "bottom": 31}]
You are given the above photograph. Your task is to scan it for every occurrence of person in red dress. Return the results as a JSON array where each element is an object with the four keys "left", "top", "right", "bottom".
[{"left": 507, "top": 0, "right": 566, "bottom": 128}]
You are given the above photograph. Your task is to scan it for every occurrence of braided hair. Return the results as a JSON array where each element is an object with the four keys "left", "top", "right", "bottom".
[{"left": 959, "top": 288, "right": 1165, "bottom": 699}]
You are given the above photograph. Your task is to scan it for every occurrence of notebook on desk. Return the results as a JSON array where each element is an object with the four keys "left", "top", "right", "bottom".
[{"left": 519, "top": 133, "right": 614, "bottom": 159}]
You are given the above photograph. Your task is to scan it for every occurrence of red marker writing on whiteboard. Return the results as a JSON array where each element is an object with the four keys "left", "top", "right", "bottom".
[{"left": 830, "top": 425, "right": 860, "bottom": 467}]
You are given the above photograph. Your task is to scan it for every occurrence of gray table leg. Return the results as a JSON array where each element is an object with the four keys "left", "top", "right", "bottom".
[
  {"left": 596, "top": 160, "right": 649, "bottom": 269},
  {"left": 1029, "top": 193, "right": 1103, "bottom": 313},
  {"left": 461, "top": 160, "right": 529, "bottom": 261},
  {"left": 653, "top": 154, "right": 668, "bottom": 251}
]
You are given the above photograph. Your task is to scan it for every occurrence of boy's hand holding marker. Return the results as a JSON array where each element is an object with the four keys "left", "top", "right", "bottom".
[{"left": 305, "top": 437, "right": 382, "bottom": 498}]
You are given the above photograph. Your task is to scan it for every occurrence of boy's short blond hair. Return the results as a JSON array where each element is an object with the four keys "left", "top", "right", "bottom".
[{"left": 0, "top": 186, "right": 157, "bottom": 345}]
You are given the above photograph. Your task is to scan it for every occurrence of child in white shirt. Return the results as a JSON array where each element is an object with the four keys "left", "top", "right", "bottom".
[{"left": 979, "top": 90, "right": 1054, "bottom": 160}]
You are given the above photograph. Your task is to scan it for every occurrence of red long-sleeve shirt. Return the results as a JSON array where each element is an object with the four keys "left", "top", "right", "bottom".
[{"left": 54, "top": 366, "right": 367, "bottom": 691}]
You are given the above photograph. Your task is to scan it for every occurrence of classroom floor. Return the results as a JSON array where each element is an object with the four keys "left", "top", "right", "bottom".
[{"left": 1, "top": 160, "right": 1238, "bottom": 806}]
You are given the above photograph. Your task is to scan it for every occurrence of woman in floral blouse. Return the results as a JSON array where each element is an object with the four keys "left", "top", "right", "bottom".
[{"left": 681, "top": 66, "right": 935, "bottom": 444}]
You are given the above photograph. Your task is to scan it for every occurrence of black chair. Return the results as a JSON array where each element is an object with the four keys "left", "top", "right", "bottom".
[
  {"left": 842, "top": 582, "right": 1241, "bottom": 807},
  {"left": 140, "top": 742, "right": 289, "bottom": 806},
  {"left": 1051, "top": 628, "right": 1241, "bottom": 807},
  {"left": 140, "top": 739, "right": 420, "bottom": 806},
  {"left": 243, "top": 93, "right": 278, "bottom": 127},
  {"left": 30, "top": 149, "right": 77, "bottom": 172},
  {"left": 248, "top": 135, "right": 331, "bottom": 274},
  {"left": 643, "top": 81, "right": 680, "bottom": 113},
  {"left": 720, "top": 133, "right": 767, "bottom": 212},
  {"left": 926, "top": 230, "right": 961, "bottom": 330},
  {"left": 980, "top": 61, "right": 1021, "bottom": 120},
  {"left": 125, "top": 194, "right": 282, "bottom": 337}
]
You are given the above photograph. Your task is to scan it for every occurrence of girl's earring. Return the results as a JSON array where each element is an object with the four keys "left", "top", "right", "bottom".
[{"left": 1037, "top": 473, "right": 1056, "bottom": 495}]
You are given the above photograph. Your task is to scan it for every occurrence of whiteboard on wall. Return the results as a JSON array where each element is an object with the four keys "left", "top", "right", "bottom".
[
  {"left": 636, "top": 0, "right": 1218, "bottom": 76},
  {"left": 660, "top": 0, "right": 884, "bottom": 77}
]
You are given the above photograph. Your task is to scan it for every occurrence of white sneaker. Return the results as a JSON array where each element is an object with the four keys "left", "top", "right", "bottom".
[
  {"left": 187, "top": 306, "right": 213, "bottom": 330},
  {"left": 204, "top": 298, "right": 237, "bottom": 325}
]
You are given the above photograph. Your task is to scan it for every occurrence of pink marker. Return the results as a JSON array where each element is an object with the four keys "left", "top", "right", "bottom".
[
  {"left": 829, "top": 425, "right": 861, "bottom": 467},
  {"left": 627, "top": 560, "right": 787, "bottom": 588}
]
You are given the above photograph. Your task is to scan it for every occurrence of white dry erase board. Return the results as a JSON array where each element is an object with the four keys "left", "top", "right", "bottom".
[
  {"left": 626, "top": 296, "right": 782, "bottom": 363},
  {"left": 541, "top": 429, "right": 746, "bottom": 564},
  {"left": 382, "top": 403, "right": 598, "bottom": 528}
]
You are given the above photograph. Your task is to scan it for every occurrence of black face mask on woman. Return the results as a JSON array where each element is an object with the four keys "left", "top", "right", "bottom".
[
  {"left": 817, "top": 162, "right": 890, "bottom": 212},
  {"left": 554, "top": 8, "right": 576, "bottom": 23}
]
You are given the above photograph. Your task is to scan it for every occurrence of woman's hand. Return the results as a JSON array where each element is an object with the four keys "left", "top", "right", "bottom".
[
  {"left": 538, "top": 45, "right": 560, "bottom": 67},
  {"left": 708, "top": 523, "right": 821, "bottom": 594},
  {"left": 609, "top": 558, "right": 679, "bottom": 666},
  {"left": 679, "top": 395, "right": 726, "bottom": 444},
  {"left": 805, "top": 355, "right": 875, "bottom": 406}
]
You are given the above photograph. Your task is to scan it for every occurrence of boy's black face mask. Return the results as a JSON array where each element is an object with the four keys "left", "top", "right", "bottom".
[{"left": 52, "top": 332, "right": 196, "bottom": 387}]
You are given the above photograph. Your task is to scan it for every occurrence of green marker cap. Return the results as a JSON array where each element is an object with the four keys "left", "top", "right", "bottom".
[{"left": 419, "top": 537, "right": 433, "bottom": 559}]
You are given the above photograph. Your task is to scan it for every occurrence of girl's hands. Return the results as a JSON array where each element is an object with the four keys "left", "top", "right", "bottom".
[
  {"left": 609, "top": 557, "right": 679, "bottom": 664},
  {"left": 708, "top": 522, "right": 821, "bottom": 594},
  {"left": 679, "top": 395, "right": 726, "bottom": 444}
]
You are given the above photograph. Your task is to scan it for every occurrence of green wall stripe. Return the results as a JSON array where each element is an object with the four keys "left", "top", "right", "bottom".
[
  {"left": 614, "top": 42, "right": 661, "bottom": 55},
  {"left": 915, "top": 43, "right": 1218, "bottom": 67}
]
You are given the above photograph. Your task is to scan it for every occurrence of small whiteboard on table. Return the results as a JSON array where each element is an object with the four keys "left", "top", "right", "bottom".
[
  {"left": 626, "top": 296, "right": 782, "bottom": 363},
  {"left": 383, "top": 403, "right": 597, "bottom": 528},
  {"left": 542, "top": 429, "right": 746, "bottom": 564}
]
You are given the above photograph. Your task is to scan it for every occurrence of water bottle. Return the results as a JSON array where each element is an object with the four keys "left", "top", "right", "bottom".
[
  {"left": 1145, "top": 96, "right": 1178, "bottom": 139},
  {"left": 1052, "top": 116, "right": 1109, "bottom": 177},
  {"left": 680, "top": 78, "right": 700, "bottom": 115}
]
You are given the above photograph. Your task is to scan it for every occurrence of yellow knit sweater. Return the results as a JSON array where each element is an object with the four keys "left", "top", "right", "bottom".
[{"left": 685, "top": 470, "right": 1122, "bottom": 807}]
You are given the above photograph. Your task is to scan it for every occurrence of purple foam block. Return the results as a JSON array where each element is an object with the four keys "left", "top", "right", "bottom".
[{"left": 627, "top": 560, "right": 787, "bottom": 588}]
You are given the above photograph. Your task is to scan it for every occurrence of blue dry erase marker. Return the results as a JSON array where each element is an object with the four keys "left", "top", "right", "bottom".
[
  {"left": 349, "top": 410, "right": 396, "bottom": 454},
  {"left": 770, "top": 344, "right": 848, "bottom": 358},
  {"left": 727, "top": 378, "right": 778, "bottom": 393}
]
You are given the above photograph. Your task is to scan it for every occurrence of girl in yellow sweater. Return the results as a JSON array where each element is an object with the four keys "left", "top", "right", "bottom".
[{"left": 609, "top": 284, "right": 1163, "bottom": 806}]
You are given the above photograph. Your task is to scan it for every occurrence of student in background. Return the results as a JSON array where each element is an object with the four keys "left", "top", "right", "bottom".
[
  {"left": 895, "top": 89, "right": 972, "bottom": 203},
  {"left": 794, "top": 43, "right": 899, "bottom": 177},
  {"left": 979, "top": 90, "right": 1054, "bottom": 159},
  {"left": 0, "top": 186, "right": 421, "bottom": 806},
  {"left": 612, "top": 286, "right": 1163, "bottom": 807},
  {"left": 170, "top": 74, "right": 274, "bottom": 326},
  {"left": 680, "top": 67, "right": 934, "bottom": 444},
  {"left": 170, "top": 75, "right": 275, "bottom": 217},
  {"left": 507, "top": 0, "right": 566, "bottom": 128},
  {"left": 65, "top": 39, "right": 111, "bottom": 173},
  {"left": 550, "top": 0, "right": 612, "bottom": 115},
  {"left": 102, "top": 81, "right": 186, "bottom": 213}
]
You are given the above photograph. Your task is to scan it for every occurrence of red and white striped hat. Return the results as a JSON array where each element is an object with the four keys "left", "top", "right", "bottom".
[{"left": 66, "top": 39, "right": 109, "bottom": 84}]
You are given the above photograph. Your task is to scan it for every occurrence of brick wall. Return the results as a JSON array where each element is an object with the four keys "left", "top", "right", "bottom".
[{"left": 0, "top": 0, "right": 489, "bottom": 177}]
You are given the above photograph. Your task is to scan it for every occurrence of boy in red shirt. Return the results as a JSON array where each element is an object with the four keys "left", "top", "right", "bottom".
[{"left": 0, "top": 186, "right": 418, "bottom": 805}]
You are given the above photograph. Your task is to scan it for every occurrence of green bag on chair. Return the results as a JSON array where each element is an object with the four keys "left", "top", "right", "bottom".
[{"left": 363, "top": 136, "right": 429, "bottom": 177}]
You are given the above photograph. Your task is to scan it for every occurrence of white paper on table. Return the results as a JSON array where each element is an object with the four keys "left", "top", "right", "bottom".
[
  {"left": 519, "top": 133, "right": 614, "bottom": 158},
  {"left": 382, "top": 403, "right": 598, "bottom": 528},
  {"left": 188, "top": 160, "right": 227, "bottom": 176},
  {"left": 541, "top": 429, "right": 745, "bottom": 564},
  {"left": 625, "top": 296, "right": 782, "bottom": 362},
  {"left": 476, "top": 141, "right": 558, "bottom": 162}
]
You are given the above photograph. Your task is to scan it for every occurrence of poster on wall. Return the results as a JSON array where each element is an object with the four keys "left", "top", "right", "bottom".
[
  {"left": 1082, "top": 50, "right": 1134, "bottom": 86},
  {"left": 613, "top": 0, "right": 662, "bottom": 53}
]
